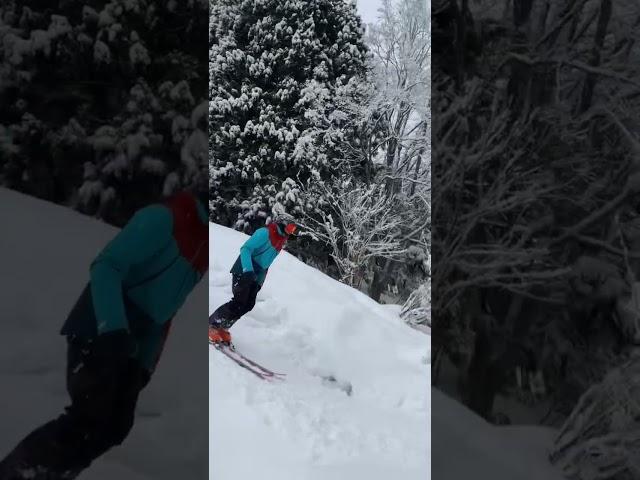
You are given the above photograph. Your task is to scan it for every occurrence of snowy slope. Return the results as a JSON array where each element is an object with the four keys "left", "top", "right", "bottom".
[
  {"left": 208, "top": 223, "right": 431, "bottom": 480},
  {"left": 0, "top": 188, "right": 209, "bottom": 479},
  {"left": 432, "top": 389, "right": 566, "bottom": 479}
]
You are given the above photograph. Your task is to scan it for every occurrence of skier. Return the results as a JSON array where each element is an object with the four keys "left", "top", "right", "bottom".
[
  {"left": 208, "top": 214, "right": 300, "bottom": 345},
  {"left": 0, "top": 185, "right": 208, "bottom": 480}
]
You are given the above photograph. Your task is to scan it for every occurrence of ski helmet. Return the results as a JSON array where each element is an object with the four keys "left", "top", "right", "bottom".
[{"left": 272, "top": 212, "right": 300, "bottom": 237}]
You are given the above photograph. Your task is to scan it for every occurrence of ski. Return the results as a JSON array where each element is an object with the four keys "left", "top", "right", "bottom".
[
  {"left": 227, "top": 347, "right": 286, "bottom": 379},
  {"left": 210, "top": 342, "right": 285, "bottom": 381},
  {"left": 215, "top": 344, "right": 271, "bottom": 381}
]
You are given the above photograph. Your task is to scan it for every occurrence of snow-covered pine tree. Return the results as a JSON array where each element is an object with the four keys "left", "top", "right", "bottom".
[
  {"left": 0, "top": 1, "right": 208, "bottom": 225},
  {"left": 209, "top": 0, "right": 369, "bottom": 231}
]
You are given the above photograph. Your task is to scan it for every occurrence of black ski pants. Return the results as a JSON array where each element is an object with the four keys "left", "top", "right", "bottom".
[
  {"left": 0, "top": 337, "right": 147, "bottom": 479},
  {"left": 209, "top": 274, "right": 260, "bottom": 330}
]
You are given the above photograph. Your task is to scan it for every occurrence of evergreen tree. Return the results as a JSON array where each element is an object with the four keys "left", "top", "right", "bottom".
[
  {"left": 209, "top": 0, "right": 368, "bottom": 231},
  {"left": 0, "top": 1, "right": 208, "bottom": 225}
]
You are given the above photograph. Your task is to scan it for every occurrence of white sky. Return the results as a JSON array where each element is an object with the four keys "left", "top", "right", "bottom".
[{"left": 356, "top": 0, "right": 384, "bottom": 25}]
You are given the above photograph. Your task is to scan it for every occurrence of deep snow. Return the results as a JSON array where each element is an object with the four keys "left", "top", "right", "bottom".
[
  {"left": 208, "top": 223, "right": 431, "bottom": 480},
  {"left": 431, "top": 388, "right": 566, "bottom": 480},
  {"left": 0, "top": 188, "right": 209, "bottom": 479},
  {"left": 0, "top": 187, "right": 567, "bottom": 479}
]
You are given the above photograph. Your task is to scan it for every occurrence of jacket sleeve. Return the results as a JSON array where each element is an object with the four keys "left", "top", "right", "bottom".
[
  {"left": 90, "top": 205, "right": 173, "bottom": 335},
  {"left": 239, "top": 228, "right": 268, "bottom": 273}
]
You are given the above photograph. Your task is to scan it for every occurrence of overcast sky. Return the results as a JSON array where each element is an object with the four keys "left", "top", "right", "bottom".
[{"left": 356, "top": 0, "right": 384, "bottom": 25}]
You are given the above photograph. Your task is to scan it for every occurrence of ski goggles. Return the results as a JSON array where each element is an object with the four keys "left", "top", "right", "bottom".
[{"left": 284, "top": 223, "right": 299, "bottom": 236}]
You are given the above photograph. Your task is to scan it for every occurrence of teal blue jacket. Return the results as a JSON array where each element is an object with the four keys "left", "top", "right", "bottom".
[
  {"left": 62, "top": 192, "right": 208, "bottom": 372},
  {"left": 230, "top": 223, "right": 287, "bottom": 285}
]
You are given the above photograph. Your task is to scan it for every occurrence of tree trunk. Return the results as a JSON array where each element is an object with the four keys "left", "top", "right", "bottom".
[
  {"left": 384, "top": 132, "right": 398, "bottom": 194},
  {"left": 370, "top": 258, "right": 394, "bottom": 302},
  {"left": 465, "top": 321, "right": 497, "bottom": 419},
  {"left": 514, "top": 0, "right": 534, "bottom": 27},
  {"left": 453, "top": 0, "right": 468, "bottom": 92},
  {"left": 410, "top": 124, "right": 429, "bottom": 196},
  {"left": 457, "top": 287, "right": 499, "bottom": 419},
  {"left": 385, "top": 98, "right": 409, "bottom": 194},
  {"left": 578, "top": 0, "right": 611, "bottom": 114}
]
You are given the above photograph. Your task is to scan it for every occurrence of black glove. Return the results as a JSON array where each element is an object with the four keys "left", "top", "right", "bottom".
[
  {"left": 238, "top": 271, "right": 257, "bottom": 288},
  {"left": 91, "top": 330, "right": 136, "bottom": 364},
  {"left": 233, "top": 272, "right": 257, "bottom": 303}
]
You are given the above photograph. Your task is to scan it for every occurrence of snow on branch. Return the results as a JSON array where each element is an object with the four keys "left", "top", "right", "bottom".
[
  {"left": 550, "top": 357, "right": 640, "bottom": 480},
  {"left": 299, "top": 179, "right": 407, "bottom": 288}
]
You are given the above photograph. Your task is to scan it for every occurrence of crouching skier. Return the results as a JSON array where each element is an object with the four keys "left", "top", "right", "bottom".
[
  {"left": 208, "top": 214, "right": 300, "bottom": 346},
  {"left": 0, "top": 187, "right": 208, "bottom": 479}
]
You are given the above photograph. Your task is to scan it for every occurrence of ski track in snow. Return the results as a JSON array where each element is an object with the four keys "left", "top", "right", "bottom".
[{"left": 208, "top": 223, "right": 431, "bottom": 480}]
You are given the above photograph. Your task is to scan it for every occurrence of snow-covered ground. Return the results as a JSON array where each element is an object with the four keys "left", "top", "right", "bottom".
[
  {"left": 0, "top": 187, "right": 567, "bottom": 479},
  {"left": 432, "top": 388, "right": 566, "bottom": 479},
  {"left": 208, "top": 223, "right": 431, "bottom": 480},
  {"left": 0, "top": 188, "right": 209, "bottom": 479}
]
